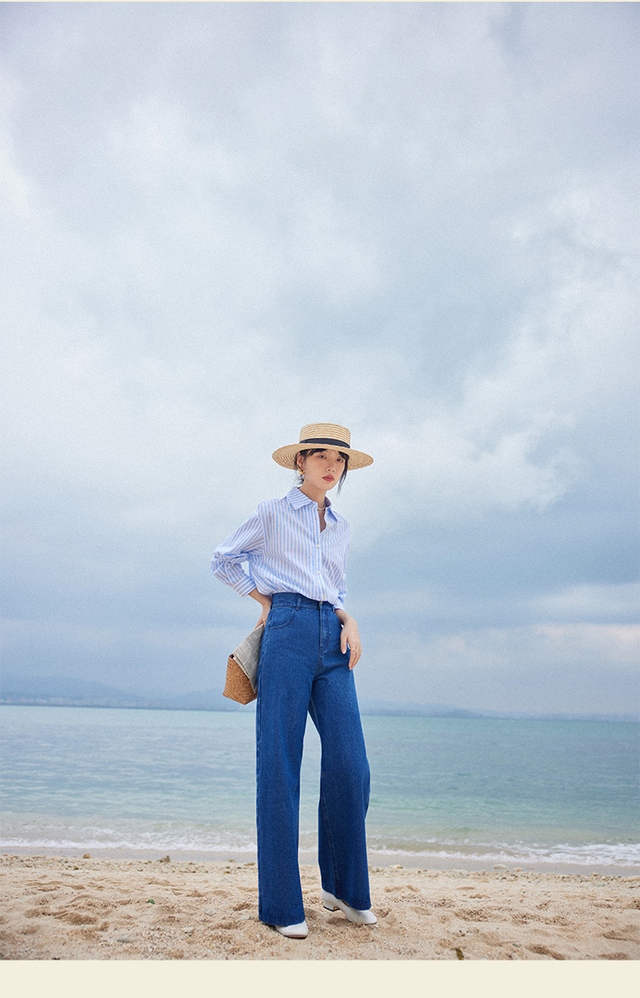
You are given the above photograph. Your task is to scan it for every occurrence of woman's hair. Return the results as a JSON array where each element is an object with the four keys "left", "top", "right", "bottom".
[{"left": 293, "top": 448, "right": 349, "bottom": 492}]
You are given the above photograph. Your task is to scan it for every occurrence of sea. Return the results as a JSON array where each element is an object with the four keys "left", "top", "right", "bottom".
[{"left": 1, "top": 705, "right": 638, "bottom": 874}]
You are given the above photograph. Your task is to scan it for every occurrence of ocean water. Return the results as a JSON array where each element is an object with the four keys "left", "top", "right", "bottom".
[{"left": 1, "top": 706, "right": 638, "bottom": 872}]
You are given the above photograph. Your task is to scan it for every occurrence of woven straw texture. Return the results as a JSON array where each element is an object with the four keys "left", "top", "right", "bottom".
[
  {"left": 223, "top": 656, "right": 257, "bottom": 705},
  {"left": 272, "top": 422, "right": 373, "bottom": 470}
]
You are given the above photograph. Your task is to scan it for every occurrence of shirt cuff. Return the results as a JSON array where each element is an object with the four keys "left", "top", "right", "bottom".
[{"left": 234, "top": 573, "right": 256, "bottom": 598}]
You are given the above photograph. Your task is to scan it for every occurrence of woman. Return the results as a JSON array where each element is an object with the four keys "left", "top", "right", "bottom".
[{"left": 211, "top": 422, "right": 376, "bottom": 938}]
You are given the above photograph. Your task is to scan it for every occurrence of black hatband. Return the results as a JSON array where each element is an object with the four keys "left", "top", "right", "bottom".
[{"left": 299, "top": 436, "right": 350, "bottom": 449}]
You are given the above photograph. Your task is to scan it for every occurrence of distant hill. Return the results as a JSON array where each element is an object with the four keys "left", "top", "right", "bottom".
[
  {"left": 357, "top": 697, "right": 479, "bottom": 718},
  {"left": 358, "top": 700, "right": 639, "bottom": 723},
  {"left": 0, "top": 674, "right": 145, "bottom": 704},
  {"left": 0, "top": 674, "right": 242, "bottom": 712},
  {"left": 0, "top": 674, "right": 636, "bottom": 721}
]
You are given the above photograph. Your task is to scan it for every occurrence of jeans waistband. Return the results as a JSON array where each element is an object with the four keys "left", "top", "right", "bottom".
[{"left": 270, "top": 592, "right": 334, "bottom": 610}]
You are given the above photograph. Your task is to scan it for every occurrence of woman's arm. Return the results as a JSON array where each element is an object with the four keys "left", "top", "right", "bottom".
[
  {"left": 334, "top": 607, "right": 362, "bottom": 670},
  {"left": 250, "top": 588, "right": 272, "bottom": 628},
  {"left": 211, "top": 511, "right": 264, "bottom": 598}
]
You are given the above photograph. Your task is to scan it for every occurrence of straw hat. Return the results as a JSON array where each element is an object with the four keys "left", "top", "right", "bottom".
[{"left": 272, "top": 423, "right": 374, "bottom": 471}]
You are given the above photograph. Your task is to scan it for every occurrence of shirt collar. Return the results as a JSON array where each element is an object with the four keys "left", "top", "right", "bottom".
[{"left": 285, "top": 486, "right": 337, "bottom": 519}]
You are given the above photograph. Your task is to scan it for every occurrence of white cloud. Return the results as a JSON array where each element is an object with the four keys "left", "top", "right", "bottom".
[
  {"left": 346, "top": 170, "right": 638, "bottom": 539},
  {"left": 1, "top": 3, "right": 637, "bottom": 713},
  {"left": 359, "top": 623, "right": 640, "bottom": 714},
  {"left": 528, "top": 583, "right": 640, "bottom": 623},
  {"left": 371, "top": 623, "right": 640, "bottom": 676},
  {"left": 0, "top": 134, "right": 30, "bottom": 217}
]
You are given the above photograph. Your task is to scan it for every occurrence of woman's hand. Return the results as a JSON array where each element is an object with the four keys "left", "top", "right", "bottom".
[
  {"left": 335, "top": 609, "right": 362, "bottom": 670},
  {"left": 249, "top": 589, "right": 272, "bottom": 628}
]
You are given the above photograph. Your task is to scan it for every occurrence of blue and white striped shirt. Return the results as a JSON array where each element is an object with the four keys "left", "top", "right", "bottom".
[{"left": 211, "top": 487, "right": 350, "bottom": 609}]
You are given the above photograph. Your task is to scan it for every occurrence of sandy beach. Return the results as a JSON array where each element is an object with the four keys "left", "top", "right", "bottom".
[{"left": 1, "top": 854, "right": 638, "bottom": 961}]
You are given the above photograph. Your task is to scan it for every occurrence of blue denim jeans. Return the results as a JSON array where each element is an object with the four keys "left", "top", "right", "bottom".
[{"left": 255, "top": 592, "right": 371, "bottom": 926}]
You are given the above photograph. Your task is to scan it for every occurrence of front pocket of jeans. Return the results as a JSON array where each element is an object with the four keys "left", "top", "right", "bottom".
[{"left": 267, "top": 606, "right": 295, "bottom": 629}]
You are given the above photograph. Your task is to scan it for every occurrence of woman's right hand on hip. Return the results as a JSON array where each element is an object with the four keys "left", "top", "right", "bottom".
[{"left": 249, "top": 589, "right": 272, "bottom": 628}]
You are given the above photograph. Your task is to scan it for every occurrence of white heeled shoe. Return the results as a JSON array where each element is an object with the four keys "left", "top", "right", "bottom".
[
  {"left": 274, "top": 920, "right": 308, "bottom": 938},
  {"left": 322, "top": 890, "right": 377, "bottom": 925}
]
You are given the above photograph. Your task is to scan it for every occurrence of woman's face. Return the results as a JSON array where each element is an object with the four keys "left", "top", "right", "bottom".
[{"left": 298, "top": 449, "right": 346, "bottom": 491}]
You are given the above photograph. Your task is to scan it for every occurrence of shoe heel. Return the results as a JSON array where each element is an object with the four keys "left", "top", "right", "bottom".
[{"left": 322, "top": 890, "right": 339, "bottom": 912}]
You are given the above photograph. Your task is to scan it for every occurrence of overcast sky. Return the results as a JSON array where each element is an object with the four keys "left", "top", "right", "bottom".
[{"left": 1, "top": 2, "right": 638, "bottom": 716}]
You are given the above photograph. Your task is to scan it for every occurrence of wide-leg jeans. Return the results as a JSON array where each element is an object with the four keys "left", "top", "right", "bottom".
[{"left": 255, "top": 592, "right": 371, "bottom": 927}]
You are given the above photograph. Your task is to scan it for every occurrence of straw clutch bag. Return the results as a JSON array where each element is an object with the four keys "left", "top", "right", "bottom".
[{"left": 223, "top": 623, "right": 264, "bottom": 704}]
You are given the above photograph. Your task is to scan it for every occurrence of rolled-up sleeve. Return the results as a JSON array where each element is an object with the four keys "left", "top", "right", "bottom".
[{"left": 210, "top": 511, "right": 264, "bottom": 598}]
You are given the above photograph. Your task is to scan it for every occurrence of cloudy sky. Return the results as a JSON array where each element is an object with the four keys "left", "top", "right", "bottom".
[{"left": 1, "top": 2, "right": 638, "bottom": 716}]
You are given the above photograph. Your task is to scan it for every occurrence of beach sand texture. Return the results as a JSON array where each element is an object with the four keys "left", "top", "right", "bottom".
[{"left": 1, "top": 855, "right": 639, "bottom": 961}]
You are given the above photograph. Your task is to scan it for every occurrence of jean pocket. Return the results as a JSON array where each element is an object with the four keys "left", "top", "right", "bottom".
[{"left": 267, "top": 605, "right": 296, "bottom": 629}]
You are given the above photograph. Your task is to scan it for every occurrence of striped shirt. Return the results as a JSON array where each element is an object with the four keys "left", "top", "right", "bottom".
[{"left": 211, "top": 487, "right": 350, "bottom": 609}]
